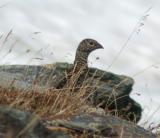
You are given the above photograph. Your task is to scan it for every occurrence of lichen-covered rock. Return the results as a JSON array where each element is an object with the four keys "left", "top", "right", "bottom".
[
  {"left": 0, "top": 105, "right": 70, "bottom": 138},
  {"left": 0, "top": 62, "right": 142, "bottom": 122},
  {"left": 46, "top": 113, "right": 156, "bottom": 138},
  {"left": 0, "top": 63, "right": 72, "bottom": 91},
  {"left": 0, "top": 106, "right": 155, "bottom": 138}
]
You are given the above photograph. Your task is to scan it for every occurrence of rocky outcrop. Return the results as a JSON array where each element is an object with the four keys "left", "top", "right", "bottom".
[
  {"left": 47, "top": 113, "right": 156, "bottom": 138},
  {"left": 0, "top": 62, "right": 142, "bottom": 122},
  {"left": 0, "top": 105, "right": 69, "bottom": 138},
  {"left": 0, "top": 63, "right": 72, "bottom": 91},
  {"left": 0, "top": 63, "right": 156, "bottom": 137},
  {"left": 0, "top": 105, "right": 156, "bottom": 138}
]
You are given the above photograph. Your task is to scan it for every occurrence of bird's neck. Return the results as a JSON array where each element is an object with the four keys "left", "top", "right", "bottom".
[{"left": 73, "top": 51, "right": 89, "bottom": 72}]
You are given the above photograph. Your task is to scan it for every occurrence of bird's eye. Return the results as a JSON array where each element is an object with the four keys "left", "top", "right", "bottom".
[{"left": 89, "top": 42, "right": 94, "bottom": 45}]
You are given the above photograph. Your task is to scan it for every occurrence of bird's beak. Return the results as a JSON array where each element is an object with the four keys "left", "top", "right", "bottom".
[{"left": 97, "top": 43, "right": 104, "bottom": 49}]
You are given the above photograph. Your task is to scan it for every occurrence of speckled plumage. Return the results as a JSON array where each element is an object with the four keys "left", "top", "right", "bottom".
[{"left": 73, "top": 39, "right": 103, "bottom": 72}]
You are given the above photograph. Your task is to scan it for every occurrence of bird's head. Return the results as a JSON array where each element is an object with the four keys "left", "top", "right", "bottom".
[{"left": 77, "top": 38, "right": 104, "bottom": 53}]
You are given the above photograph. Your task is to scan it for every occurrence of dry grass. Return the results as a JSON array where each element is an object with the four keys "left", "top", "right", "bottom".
[
  {"left": 0, "top": 87, "right": 88, "bottom": 120},
  {"left": 0, "top": 65, "right": 99, "bottom": 118}
]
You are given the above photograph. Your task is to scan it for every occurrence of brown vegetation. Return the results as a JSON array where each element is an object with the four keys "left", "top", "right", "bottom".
[{"left": 0, "top": 85, "right": 88, "bottom": 120}]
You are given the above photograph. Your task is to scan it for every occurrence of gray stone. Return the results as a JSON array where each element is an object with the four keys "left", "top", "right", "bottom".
[
  {"left": 47, "top": 113, "right": 156, "bottom": 138},
  {"left": 0, "top": 63, "right": 71, "bottom": 91},
  {"left": 0, "top": 105, "right": 70, "bottom": 138},
  {"left": 0, "top": 106, "right": 155, "bottom": 138}
]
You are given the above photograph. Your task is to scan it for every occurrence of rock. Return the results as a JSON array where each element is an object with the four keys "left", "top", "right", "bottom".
[
  {"left": 46, "top": 113, "right": 156, "bottom": 138},
  {"left": 0, "top": 106, "right": 155, "bottom": 138},
  {"left": 0, "top": 62, "right": 142, "bottom": 122},
  {"left": 76, "top": 67, "right": 142, "bottom": 122},
  {"left": 0, "top": 63, "right": 72, "bottom": 91},
  {"left": 0, "top": 105, "right": 70, "bottom": 138}
]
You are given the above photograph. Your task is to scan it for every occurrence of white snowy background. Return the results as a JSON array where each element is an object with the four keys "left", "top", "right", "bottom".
[{"left": 0, "top": 0, "right": 160, "bottom": 127}]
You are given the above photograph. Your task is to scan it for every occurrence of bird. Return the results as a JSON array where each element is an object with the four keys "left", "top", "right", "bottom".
[
  {"left": 73, "top": 38, "right": 104, "bottom": 72},
  {"left": 56, "top": 38, "right": 104, "bottom": 90}
]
